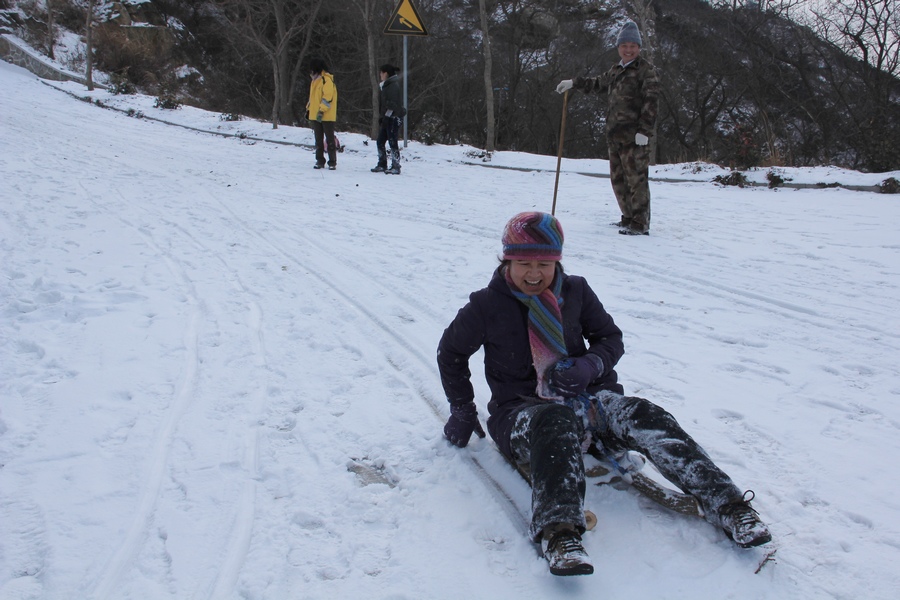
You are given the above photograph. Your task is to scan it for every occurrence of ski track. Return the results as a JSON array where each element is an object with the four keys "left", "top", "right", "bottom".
[
  {"left": 74, "top": 183, "right": 200, "bottom": 599},
  {"left": 203, "top": 190, "right": 536, "bottom": 533},
  {"left": 206, "top": 214, "right": 537, "bottom": 597},
  {"left": 55, "top": 174, "right": 274, "bottom": 598},
  {"left": 68, "top": 174, "right": 539, "bottom": 595}
]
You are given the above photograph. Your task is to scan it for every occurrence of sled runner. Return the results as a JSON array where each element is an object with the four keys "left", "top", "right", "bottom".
[{"left": 584, "top": 444, "right": 704, "bottom": 518}]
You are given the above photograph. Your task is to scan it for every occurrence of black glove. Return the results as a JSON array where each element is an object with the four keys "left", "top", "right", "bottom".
[
  {"left": 444, "top": 402, "right": 487, "bottom": 448},
  {"left": 549, "top": 354, "right": 603, "bottom": 397}
]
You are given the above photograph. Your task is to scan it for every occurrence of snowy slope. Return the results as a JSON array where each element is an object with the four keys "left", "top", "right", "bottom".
[{"left": 2, "top": 60, "right": 899, "bottom": 600}]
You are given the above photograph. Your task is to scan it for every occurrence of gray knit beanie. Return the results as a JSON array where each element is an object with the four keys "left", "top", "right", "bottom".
[{"left": 616, "top": 21, "right": 642, "bottom": 47}]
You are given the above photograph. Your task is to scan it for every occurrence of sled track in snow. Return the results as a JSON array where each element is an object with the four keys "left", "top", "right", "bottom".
[
  {"left": 207, "top": 192, "right": 535, "bottom": 537},
  {"left": 74, "top": 181, "right": 270, "bottom": 599},
  {"left": 590, "top": 250, "right": 899, "bottom": 345},
  {"left": 281, "top": 202, "right": 899, "bottom": 351},
  {"left": 81, "top": 186, "right": 204, "bottom": 599}
]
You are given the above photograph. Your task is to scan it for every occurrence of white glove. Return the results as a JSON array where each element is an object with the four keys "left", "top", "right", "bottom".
[
  {"left": 635, "top": 132, "right": 649, "bottom": 146},
  {"left": 556, "top": 79, "right": 574, "bottom": 94}
]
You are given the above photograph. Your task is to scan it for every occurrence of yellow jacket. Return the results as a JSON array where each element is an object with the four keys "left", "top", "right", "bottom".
[{"left": 307, "top": 72, "right": 337, "bottom": 122}]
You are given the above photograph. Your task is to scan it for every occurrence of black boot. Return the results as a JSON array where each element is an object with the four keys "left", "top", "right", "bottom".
[
  {"left": 371, "top": 150, "right": 387, "bottom": 172},
  {"left": 717, "top": 491, "right": 772, "bottom": 548},
  {"left": 386, "top": 150, "right": 401, "bottom": 174},
  {"left": 541, "top": 525, "right": 593, "bottom": 576}
]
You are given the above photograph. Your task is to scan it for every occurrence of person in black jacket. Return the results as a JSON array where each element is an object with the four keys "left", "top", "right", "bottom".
[
  {"left": 437, "top": 212, "right": 771, "bottom": 576},
  {"left": 371, "top": 64, "right": 406, "bottom": 175}
]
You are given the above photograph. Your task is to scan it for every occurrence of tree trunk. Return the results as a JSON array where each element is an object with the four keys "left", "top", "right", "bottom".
[
  {"left": 631, "top": 0, "right": 658, "bottom": 164},
  {"left": 478, "top": 0, "right": 496, "bottom": 155},
  {"left": 221, "top": 0, "right": 323, "bottom": 129},
  {"left": 276, "top": 47, "right": 291, "bottom": 126},
  {"left": 47, "top": 0, "right": 55, "bottom": 60},
  {"left": 85, "top": 0, "right": 94, "bottom": 91},
  {"left": 366, "top": 7, "right": 378, "bottom": 138},
  {"left": 288, "top": 0, "right": 324, "bottom": 127},
  {"left": 272, "top": 56, "right": 281, "bottom": 129}
]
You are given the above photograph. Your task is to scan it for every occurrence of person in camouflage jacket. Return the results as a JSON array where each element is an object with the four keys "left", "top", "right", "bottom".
[{"left": 557, "top": 21, "right": 660, "bottom": 235}]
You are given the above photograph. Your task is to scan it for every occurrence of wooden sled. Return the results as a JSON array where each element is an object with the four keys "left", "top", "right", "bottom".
[{"left": 584, "top": 445, "right": 704, "bottom": 518}]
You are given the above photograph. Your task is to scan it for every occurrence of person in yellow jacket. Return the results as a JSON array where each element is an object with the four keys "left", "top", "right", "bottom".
[{"left": 307, "top": 58, "right": 338, "bottom": 170}]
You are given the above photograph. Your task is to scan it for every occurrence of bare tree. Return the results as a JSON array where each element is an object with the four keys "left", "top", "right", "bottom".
[
  {"left": 478, "top": 0, "right": 496, "bottom": 155},
  {"left": 808, "top": 0, "right": 899, "bottom": 77},
  {"left": 629, "top": 0, "right": 658, "bottom": 163},
  {"left": 347, "top": 0, "right": 381, "bottom": 137},
  {"left": 218, "top": 0, "right": 324, "bottom": 128},
  {"left": 629, "top": 0, "right": 656, "bottom": 62}
]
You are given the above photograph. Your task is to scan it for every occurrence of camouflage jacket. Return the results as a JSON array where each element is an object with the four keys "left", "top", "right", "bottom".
[{"left": 576, "top": 56, "right": 660, "bottom": 144}]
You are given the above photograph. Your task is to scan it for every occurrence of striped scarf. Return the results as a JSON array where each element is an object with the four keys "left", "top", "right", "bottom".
[{"left": 505, "top": 265, "right": 566, "bottom": 400}]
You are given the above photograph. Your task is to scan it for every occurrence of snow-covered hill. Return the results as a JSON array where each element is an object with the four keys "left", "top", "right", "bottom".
[{"left": 2, "top": 59, "right": 899, "bottom": 599}]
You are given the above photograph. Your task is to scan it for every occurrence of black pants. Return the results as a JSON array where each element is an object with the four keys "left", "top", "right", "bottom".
[
  {"left": 375, "top": 116, "right": 401, "bottom": 166},
  {"left": 509, "top": 393, "right": 742, "bottom": 541},
  {"left": 312, "top": 120, "right": 336, "bottom": 167}
]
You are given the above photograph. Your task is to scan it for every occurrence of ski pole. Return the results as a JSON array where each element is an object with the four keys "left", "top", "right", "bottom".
[{"left": 551, "top": 89, "right": 569, "bottom": 216}]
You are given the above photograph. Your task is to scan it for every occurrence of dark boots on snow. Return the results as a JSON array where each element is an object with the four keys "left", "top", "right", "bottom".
[
  {"left": 386, "top": 149, "right": 401, "bottom": 175},
  {"left": 718, "top": 490, "right": 772, "bottom": 548},
  {"left": 541, "top": 525, "right": 593, "bottom": 576},
  {"left": 372, "top": 149, "right": 401, "bottom": 174},
  {"left": 371, "top": 149, "right": 387, "bottom": 172}
]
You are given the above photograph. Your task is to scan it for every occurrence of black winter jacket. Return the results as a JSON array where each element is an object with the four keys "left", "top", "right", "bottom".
[
  {"left": 437, "top": 267, "right": 625, "bottom": 458},
  {"left": 379, "top": 75, "right": 406, "bottom": 119}
]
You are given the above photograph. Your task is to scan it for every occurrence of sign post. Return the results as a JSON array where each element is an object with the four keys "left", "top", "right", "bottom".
[{"left": 383, "top": 0, "right": 428, "bottom": 148}]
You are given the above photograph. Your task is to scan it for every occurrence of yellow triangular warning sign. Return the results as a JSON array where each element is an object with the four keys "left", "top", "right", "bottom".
[{"left": 384, "top": 0, "right": 428, "bottom": 36}]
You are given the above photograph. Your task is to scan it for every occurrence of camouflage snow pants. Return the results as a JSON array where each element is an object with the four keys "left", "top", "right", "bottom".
[
  {"left": 509, "top": 393, "right": 743, "bottom": 542},
  {"left": 608, "top": 139, "right": 651, "bottom": 232}
]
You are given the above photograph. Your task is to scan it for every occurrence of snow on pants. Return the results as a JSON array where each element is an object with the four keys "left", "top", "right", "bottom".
[
  {"left": 608, "top": 139, "right": 651, "bottom": 232},
  {"left": 376, "top": 116, "right": 402, "bottom": 167},
  {"left": 509, "top": 393, "right": 743, "bottom": 542}
]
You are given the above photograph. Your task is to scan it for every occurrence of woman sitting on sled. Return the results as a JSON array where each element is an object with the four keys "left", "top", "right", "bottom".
[{"left": 437, "top": 211, "right": 771, "bottom": 576}]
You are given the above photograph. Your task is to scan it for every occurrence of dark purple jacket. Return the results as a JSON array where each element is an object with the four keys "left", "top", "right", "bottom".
[{"left": 437, "top": 267, "right": 625, "bottom": 458}]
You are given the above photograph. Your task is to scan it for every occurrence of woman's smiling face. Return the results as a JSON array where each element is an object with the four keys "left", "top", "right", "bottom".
[{"left": 508, "top": 260, "right": 557, "bottom": 295}]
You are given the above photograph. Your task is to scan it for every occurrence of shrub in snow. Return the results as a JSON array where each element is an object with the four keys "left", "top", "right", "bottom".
[
  {"left": 878, "top": 177, "right": 899, "bottom": 194},
  {"left": 154, "top": 94, "right": 181, "bottom": 110},
  {"left": 713, "top": 171, "right": 749, "bottom": 187}
]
